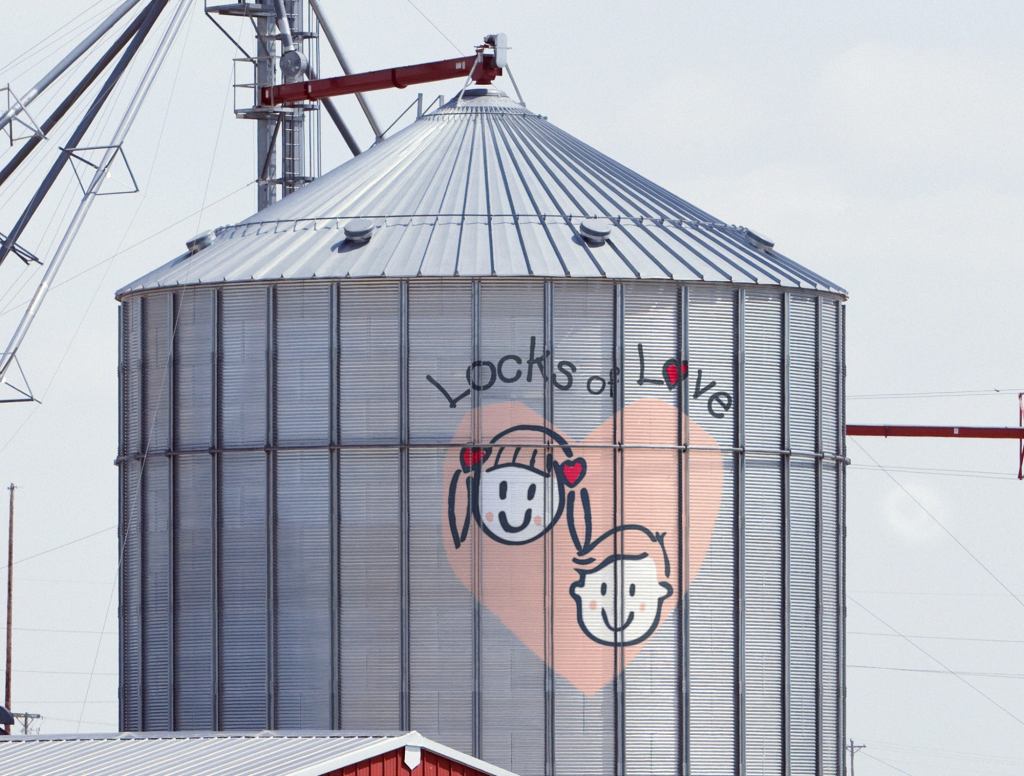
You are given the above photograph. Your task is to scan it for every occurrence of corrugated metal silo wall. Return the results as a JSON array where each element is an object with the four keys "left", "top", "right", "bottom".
[{"left": 118, "top": 278, "right": 846, "bottom": 776}]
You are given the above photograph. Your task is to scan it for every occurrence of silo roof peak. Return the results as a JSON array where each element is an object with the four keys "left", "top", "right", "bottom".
[{"left": 119, "top": 89, "right": 844, "bottom": 296}]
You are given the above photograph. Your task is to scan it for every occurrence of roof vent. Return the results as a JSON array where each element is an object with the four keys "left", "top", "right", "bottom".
[
  {"left": 579, "top": 218, "right": 612, "bottom": 247},
  {"left": 186, "top": 230, "right": 216, "bottom": 254},
  {"left": 344, "top": 218, "right": 377, "bottom": 244},
  {"left": 742, "top": 227, "right": 775, "bottom": 252}
]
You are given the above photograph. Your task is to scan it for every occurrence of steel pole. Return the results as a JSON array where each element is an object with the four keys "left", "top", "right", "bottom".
[
  {"left": 0, "top": 0, "right": 147, "bottom": 135},
  {"left": 0, "top": 0, "right": 191, "bottom": 383},
  {"left": 4, "top": 484, "right": 13, "bottom": 735},
  {"left": 0, "top": 7, "right": 149, "bottom": 191},
  {"left": 306, "top": 65, "right": 359, "bottom": 155},
  {"left": 308, "top": 0, "right": 383, "bottom": 138},
  {"left": 0, "top": 0, "right": 167, "bottom": 270}
]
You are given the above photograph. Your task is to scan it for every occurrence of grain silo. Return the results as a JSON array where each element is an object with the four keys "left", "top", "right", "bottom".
[{"left": 116, "top": 86, "right": 846, "bottom": 776}]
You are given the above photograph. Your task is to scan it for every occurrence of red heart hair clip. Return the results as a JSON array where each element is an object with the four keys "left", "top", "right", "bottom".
[
  {"left": 560, "top": 457, "right": 587, "bottom": 487},
  {"left": 460, "top": 446, "right": 490, "bottom": 471}
]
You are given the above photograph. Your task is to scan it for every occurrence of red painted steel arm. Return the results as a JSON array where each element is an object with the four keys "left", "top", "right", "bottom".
[
  {"left": 847, "top": 425, "right": 1024, "bottom": 439},
  {"left": 261, "top": 53, "right": 502, "bottom": 106}
]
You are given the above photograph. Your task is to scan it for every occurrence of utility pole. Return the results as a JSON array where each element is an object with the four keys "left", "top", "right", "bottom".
[
  {"left": 4, "top": 484, "right": 13, "bottom": 736},
  {"left": 847, "top": 738, "right": 866, "bottom": 776},
  {"left": 12, "top": 712, "right": 38, "bottom": 735}
]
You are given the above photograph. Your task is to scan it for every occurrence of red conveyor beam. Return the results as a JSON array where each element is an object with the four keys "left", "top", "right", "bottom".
[
  {"left": 261, "top": 54, "right": 501, "bottom": 106},
  {"left": 847, "top": 425, "right": 1024, "bottom": 439}
]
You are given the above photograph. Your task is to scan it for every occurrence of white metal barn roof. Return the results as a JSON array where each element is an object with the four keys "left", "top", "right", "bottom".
[
  {"left": 0, "top": 730, "right": 518, "bottom": 776},
  {"left": 119, "top": 87, "right": 843, "bottom": 295}
]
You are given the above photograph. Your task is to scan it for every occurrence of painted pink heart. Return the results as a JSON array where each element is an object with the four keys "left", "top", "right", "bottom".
[{"left": 443, "top": 398, "right": 722, "bottom": 695}]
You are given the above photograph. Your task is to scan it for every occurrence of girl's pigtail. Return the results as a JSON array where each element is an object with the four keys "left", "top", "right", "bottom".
[
  {"left": 447, "top": 469, "right": 473, "bottom": 549},
  {"left": 567, "top": 487, "right": 594, "bottom": 554}
]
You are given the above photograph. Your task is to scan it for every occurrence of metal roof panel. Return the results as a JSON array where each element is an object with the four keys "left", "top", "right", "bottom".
[{"left": 118, "top": 88, "right": 844, "bottom": 296}]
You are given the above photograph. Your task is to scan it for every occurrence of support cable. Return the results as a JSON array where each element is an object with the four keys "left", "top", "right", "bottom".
[
  {"left": 304, "top": 64, "right": 360, "bottom": 155},
  {"left": 0, "top": 0, "right": 193, "bottom": 391},
  {"left": 0, "top": 0, "right": 115, "bottom": 78},
  {"left": 0, "top": 0, "right": 148, "bottom": 135},
  {"left": 309, "top": 0, "right": 383, "bottom": 139},
  {"left": 0, "top": 6, "right": 150, "bottom": 193},
  {"left": 849, "top": 596, "right": 1024, "bottom": 728},
  {"left": 0, "top": 0, "right": 167, "bottom": 269},
  {"left": 850, "top": 438, "right": 1024, "bottom": 615}
]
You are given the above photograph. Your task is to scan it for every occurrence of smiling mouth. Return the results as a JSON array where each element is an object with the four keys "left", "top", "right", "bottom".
[
  {"left": 498, "top": 509, "right": 533, "bottom": 532},
  {"left": 601, "top": 608, "right": 635, "bottom": 633}
]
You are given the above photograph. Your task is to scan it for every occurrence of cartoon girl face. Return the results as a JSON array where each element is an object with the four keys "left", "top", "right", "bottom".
[
  {"left": 448, "top": 424, "right": 590, "bottom": 551},
  {"left": 570, "top": 527, "right": 673, "bottom": 647},
  {"left": 476, "top": 463, "right": 565, "bottom": 544}
]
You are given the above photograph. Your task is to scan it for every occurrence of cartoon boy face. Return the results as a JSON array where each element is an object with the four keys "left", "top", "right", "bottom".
[
  {"left": 477, "top": 463, "right": 565, "bottom": 545},
  {"left": 570, "top": 533, "right": 673, "bottom": 646}
]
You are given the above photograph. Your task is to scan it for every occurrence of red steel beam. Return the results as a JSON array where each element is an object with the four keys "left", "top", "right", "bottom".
[
  {"left": 847, "top": 424, "right": 1024, "bottom": 439},
  {"left": 261, "top": 54, "right": 501, "bottom": 106}
]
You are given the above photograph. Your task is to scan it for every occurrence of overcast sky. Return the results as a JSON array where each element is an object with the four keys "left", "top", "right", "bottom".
[{"left": 1, "top": 1, "right": 1023, "bottom": 772}]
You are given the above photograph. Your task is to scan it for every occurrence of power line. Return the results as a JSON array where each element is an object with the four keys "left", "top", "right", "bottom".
[
  {"left": 851, "top": 589, "right": 1022, "bottom": 598},
  {"left": 0, "top": 179, "right": 251, "bottom": 320},
  {"left": 848, "top": 387, "right": 1024, "bottom": 400},
  {"left": 850, "top": 664, "right": 1024, "bottom": 680},
  {"left": 851, "top": 438, "right": 1024, "bottom": 616},
  {"left": 865, "top": 739, "right": 1024, "bottom": 768},
  {"left": 861, "top": 751, "right": 916, "bottom": 776},
  {"left": 851, "top": 463, "right": 1015, "bottom": 481},
  {"left": 14, "top": 627, "right": 114, "bottom": 635},
  {"left": 849, "top": 596, "right": 1024, "bottom": 728},
  {"left": 0, "top": 526, "right": 114, "bottom": 572},
  {"left": 15, "top": 669, "right": 116, "bottom": 676},
  {"left": 851, "top": 630, "right": 1024, "bottom": 645}
]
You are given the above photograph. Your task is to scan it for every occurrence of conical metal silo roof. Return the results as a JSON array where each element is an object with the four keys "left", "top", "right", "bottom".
[{"left": 119, "top": 87, "right": 843, "bottom": 295}]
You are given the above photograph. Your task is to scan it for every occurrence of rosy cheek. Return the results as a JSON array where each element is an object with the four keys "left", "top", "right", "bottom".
[
  {"left": 533, "top": 515, "right": 542, "bottom": 525},
  {"left": 638, "top": 603, "right": 646, "bottom": 613},
  {"left": 589, "top": 600, "right": 598, "bottom": 610},
  {"left": 485, "top": 511, "right": 494, "bottom": 522}
]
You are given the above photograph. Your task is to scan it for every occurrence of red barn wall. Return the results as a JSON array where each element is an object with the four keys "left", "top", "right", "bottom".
[{"left": 327, "top": 748, "right": 494, "bottom": 776}]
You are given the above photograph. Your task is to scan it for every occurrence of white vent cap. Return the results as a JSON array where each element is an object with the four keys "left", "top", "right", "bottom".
[
  {"left": 186, "top": 230, "right": 216, "bottom": 254},
  {"left": 343, "top": 218, "right": 377, "bottom": 244},
  {"left": 741, "top": 227, "right": 775, "bottom": 251},
  {"left": 579, "top": 218, "right": 612, "bottom": 246}
]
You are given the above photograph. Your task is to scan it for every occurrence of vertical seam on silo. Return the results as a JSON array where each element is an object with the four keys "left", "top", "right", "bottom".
[
  {"left": 538, "top": 121, "right": 720, "bottom": 225},
  {"left": 782, "top": 292, "right": 792, "bottom": 776},
  {"left": 677, "top": 282, "right": 687, "bottom": 776},
  {"left": 399, "top": 279, "right": 411, "bottom": 731},
  {"left": 471, "top": 278, "right": 482, "bottom": 758},
  {"left": 488, "top": 117, "right": 569, "bottom": 276},
  {"left": 482, "top": 117, "right": 494, "bottom": 276},
  {"left": 543, "top": 278, "right": 555, "bottom": 776},
  {"left": 517, "top": 122, "right": 678, "bottom": 280},
  {"left": 614, "top": 281, "right": 626, "bottom": 776},
  {"left": 211, "top": 288, "right": 221, "bottom": 730},
  {"left": 414, "top": 119, "right": 474, "bottom": 277},
  {"left": 503, "top": 119, "right": 606, "bottom": 277},
  {"left": 329, "top": 281, "right": 341, "bottom": 728},
  {"left": 137, "top": 296, "right": 147, "bottom": 728},
  {"left": 117, "top": 302, "right": 126, "bottom": 731},
  {"left": 266, "top": 285, "right": 277, "bottom": 729},
  {"left": 166, "top": 293, "right": 176, "bottom": 730},
  {"left": 814, "top": 296, "right": 823, "bottom": 776},
  {"left": 484, "top": 119, "right": 531, "bottom": 275},
  {"left": 454, "top": 120, "right": 478, "bottom": 277},
  {"left": 735, "top": 288, "right": 745, "bottom": 776},
  {"left": 836, "top": 301, "right": 846, "bottom": 776},
  {"left": 681, "top": 283, "right": 691, "bottom": 776}
]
